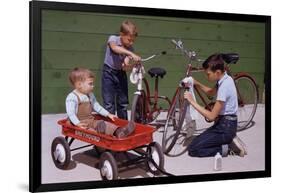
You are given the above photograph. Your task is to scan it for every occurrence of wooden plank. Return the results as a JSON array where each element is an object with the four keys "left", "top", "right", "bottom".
[
  {"left": 42, "top": 31, "right": 265, "bottom": 59},
  {"left": 43, "top": 10, "right": 265, "bottom": 28},
  {"left": 42, "top": 10, "right": 265, "bottom": 43}
]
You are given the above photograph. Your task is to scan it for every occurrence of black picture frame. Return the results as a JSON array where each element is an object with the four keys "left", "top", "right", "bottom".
[{"left": 30, "top": 0, "right": 271, "bottom": 192}]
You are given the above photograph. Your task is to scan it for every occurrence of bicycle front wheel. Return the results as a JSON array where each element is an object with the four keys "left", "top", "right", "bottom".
[
  {"left": 162, "top": 88, "right": 187, "bottom": 155},
  {"left": 131, "top": 92, "right": 146, "bottom": 124},
  {"left": 234, "top": 74, "right": 259, "bottom": 131}
]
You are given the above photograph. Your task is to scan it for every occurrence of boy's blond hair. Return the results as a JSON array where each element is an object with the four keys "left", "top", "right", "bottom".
[
  {"left": 120, "top": 20, "right": 138, "bottom": 37},
  {"left": 69, "top": 67, "right": 95, "bottom": 86}
]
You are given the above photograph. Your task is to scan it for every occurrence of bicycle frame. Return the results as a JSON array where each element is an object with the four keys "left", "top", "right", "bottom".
[{"left": 130, "top": 53, "right": 171, "bottom": 123}]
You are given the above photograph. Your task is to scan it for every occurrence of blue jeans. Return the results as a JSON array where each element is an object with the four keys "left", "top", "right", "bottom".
[
  {"left": 188, "top": 116, "right": 237, "bottom": 157},
  {"left": 101, "top": 64, "right": 129, "bottom": 119}
]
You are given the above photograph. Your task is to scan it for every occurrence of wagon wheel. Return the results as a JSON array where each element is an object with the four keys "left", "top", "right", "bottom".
[
  {"left": 146, "top": 142, "right": 165, "bottom": 175},
  {"left": 99, "top": 152, "right": 118, "bottom": 180},
  {"left": 51, "top": 136, "right": 71, "bottom": 169}
]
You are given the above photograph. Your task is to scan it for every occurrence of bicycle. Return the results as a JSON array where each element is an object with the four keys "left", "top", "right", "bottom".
[
  {"left": 162, "top": 39, "right": 259, "bottom": 157},
  {"left": 129, "top": 52, "right": 172, "bottom": 125}
]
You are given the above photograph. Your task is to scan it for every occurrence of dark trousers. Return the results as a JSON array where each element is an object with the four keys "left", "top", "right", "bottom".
[
  {"left": 187, "top": 116, "right": 237, "bottom": 157},
  {"left": 101, "top": 64, "right": 129, "bottom": 120}
]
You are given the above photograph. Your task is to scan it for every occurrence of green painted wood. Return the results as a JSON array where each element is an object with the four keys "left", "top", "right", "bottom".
[
  {"left": 42, "top": 10, "right": 265, "bottom": 28},
  {"left": 41, "top": 10, "right": 266, "bottom": 114},
  {"left": 42, "top": 31, "right": 265, "bottom": 59},
  {"left": 42, "top": 10, "right": 265, "bottom": 43}
]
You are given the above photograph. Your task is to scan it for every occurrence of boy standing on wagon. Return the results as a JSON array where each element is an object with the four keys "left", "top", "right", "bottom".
[
  {"left": 102, "top": 20, "right": 141, "bottom": 120},
  {"left": 184, "top": 54, "right": 247, "bottom": 157}
]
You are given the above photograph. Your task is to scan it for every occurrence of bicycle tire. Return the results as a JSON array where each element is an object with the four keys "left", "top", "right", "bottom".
[
  {"left": 164, "top": 133, "right": 191, "bottom": 157},
  {"left": 162, "top": 88, "right": 186, "bottom": 154},
  {"left": 234, "top": 74, "right": 259, "bottom": 131},
  {"left": 131, "top": 92, "right": 146, "bottom": 124}
]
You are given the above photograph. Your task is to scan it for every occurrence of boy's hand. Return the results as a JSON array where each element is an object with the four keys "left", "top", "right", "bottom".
[
  {"left": 130, "top": 53, "right": 141, "bottom": 62},
  {"left": 122, "top": 56, "right": 134, "bottom": 71},
  {"left": 76, "top": 122, "right": 88, "bottom": 129},
  {"left": 193, "top": 78, "right": 198, "bottom": 85},
  {"left": 184, "top": 91, "right": 195, "bottom": 103},
  {"left": 108, "top": 113, "right": 118, "bottom": 122}
]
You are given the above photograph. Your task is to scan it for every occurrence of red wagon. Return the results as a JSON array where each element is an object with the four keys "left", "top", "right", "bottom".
[{"left": 51, "top": 115, "right": 165, "bottom": 180}]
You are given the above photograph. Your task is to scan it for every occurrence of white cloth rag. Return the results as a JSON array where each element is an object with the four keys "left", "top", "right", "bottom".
[{"left": 180, "top": 77, "right": 198, "bottom": 128}]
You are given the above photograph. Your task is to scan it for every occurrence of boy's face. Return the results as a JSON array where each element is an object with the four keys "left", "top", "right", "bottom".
[
  {"left": 120, "top": 33, "right": 136, "bottom": 48},
  {"left": 76, "top": 78, "right": 94, "bottom": 94},
  {"left": 204, "top": 68, "right": 223, "bottom": 82}
]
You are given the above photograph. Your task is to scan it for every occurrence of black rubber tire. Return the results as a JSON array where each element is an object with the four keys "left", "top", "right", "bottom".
[
  {"left": 164, "top": 133, "right": 191, "bottom": 157},
  {"left": 99, "top": 152, "right": 118, "bottom": 180},
  {"left": 162, "top": 88, "right": 186, "bottom": 154},
  {"left": 51, "top": 136, "right": 71, "bottom": 170},
  {"left": 131, "top": 92, "right": 146, "bottom": 124},
  {"left": 146, "top": 142, "right": 165, "bottom": 175},
  {"left": 234, "top": 75, "right": 259, "bottom": 131}
]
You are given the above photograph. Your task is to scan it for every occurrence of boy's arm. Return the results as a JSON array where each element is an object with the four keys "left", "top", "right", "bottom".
[
  {"left": 184, "top": 91, "right": 223, "bottom": 121},
  {"left": 108, "top": 42, "right": 141, "bottom": 62},
  {"left": 190, "top": 99, "right": 224, "bottom": 121},
  {"left": 194, "top": 79, "right": 217, "bottom": 96},
  {"left": 65, "top": 94, "right": 80, "bottom": 125},
  {"left": 90, "top": 93, "right": 110, "bottom": 117}
]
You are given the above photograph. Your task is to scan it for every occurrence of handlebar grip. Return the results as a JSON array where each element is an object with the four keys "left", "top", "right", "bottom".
[{"left": 171, "top": 39, "right": 178, "bottom": 46}]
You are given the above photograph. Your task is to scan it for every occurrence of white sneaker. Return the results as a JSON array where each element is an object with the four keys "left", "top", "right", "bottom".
[{"left": 229, "top": 136, "right": 247, "bottom": 157}]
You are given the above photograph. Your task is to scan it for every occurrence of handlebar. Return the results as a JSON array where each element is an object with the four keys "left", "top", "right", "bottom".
[
  {"left": 171, "top": 39, "right": 202, "bottom": 62},
  {"left": 140, "top": 51, "right": 167, "bottom": 62}
]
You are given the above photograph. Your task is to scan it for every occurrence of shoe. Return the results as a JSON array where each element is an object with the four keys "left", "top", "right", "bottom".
[
  {"left": 235, "top": 135, "right": 248, "bottom": 155},
  {"left": 114, "top": 121, "right": 135, "bottom": 139},
  {"left": 229, "top": 136, "right": 247, "bottom": 157},
  {"left": 95, "top": 121, "right": 106, "bottom": 134}
]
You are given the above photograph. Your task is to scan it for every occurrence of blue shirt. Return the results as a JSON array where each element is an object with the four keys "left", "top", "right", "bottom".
[
  {"left": 65, "top": 91, "right": 109, "bottom": 125},
  {"left": 103, "top": 35, "right": 134, "bottom": 70},
  {"left": 216, "top": 72, "right": 238, "bottom": 115}
]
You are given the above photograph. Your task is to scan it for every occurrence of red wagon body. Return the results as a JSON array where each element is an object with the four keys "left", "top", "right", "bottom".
[{"left": 58, "top": 115, "right": 156, "bottom": 152}]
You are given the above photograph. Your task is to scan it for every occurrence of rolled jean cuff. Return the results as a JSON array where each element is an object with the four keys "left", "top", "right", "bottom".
[{"left": 222, "top": 144, "right": 229, "bottom": 157}]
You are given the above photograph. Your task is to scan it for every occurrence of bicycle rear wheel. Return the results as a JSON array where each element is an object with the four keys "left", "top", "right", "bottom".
[
  {"left": 234, "top": 74, "right": 259, "bottom": 131},
  {"left": 162, "top": 88, "right": 187, "bottom": 154},
  {"left": 131, "top": 92, "right": 146, "bottom": 124}
]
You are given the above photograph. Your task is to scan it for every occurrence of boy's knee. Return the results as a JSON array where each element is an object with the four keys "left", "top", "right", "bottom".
[
  {"left": 187, "top": 141, "right": 196, "bottom": 153},
  {"left": 188, "top": 147, "right": 198, "bottom": 157}
]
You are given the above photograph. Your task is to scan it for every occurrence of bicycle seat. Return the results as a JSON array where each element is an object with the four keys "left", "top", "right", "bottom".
[
  {"left": 222, "top": 53, "right": 239, "bottom": 64},
  {"left": 148, "top": 67, "right": 166, "bottom": 78}
]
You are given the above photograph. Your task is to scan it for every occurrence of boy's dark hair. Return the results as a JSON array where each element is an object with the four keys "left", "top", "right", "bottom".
[
  {"left": 120, "top": 20, "right": 138, "bottom": 37},
  {"left": 69, "top": 67, "right": 95, "bottom": 86},
  {"left": 202, "top": 53, "right": 225, "bottom": 72}
]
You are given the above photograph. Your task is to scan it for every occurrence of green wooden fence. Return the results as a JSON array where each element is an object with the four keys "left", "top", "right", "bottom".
[{"left": 42, "top": 10, "right": 265, "bottom": 114}]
